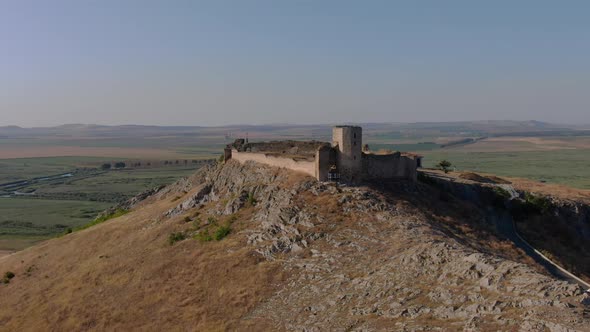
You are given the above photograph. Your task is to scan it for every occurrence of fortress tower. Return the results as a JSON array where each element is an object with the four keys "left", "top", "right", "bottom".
[
  {"left": 226, "top": 125, "right": 419, "bottom": 184},
  {"left": 332, "top": 125, "right": 362, "bottom": 183}
]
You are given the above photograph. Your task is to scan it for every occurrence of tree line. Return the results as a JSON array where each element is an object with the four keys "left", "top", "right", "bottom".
[{"left": 99, "top": 159, "right": 214, "bottom": 170}]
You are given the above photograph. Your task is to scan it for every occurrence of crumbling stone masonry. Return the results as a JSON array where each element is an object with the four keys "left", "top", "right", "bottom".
[{"left": 224, "top": 126, "right": 422, "bottom": 183}]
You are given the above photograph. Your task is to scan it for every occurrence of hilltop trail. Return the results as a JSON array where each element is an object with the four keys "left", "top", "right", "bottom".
[{"left": 0, "top": 161, "right": 589, "bottom": 331}]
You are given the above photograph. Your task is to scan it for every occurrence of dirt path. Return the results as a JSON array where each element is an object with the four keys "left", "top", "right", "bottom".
[{"left": 0, "top": 250, "right": 13, "bottom": 259}]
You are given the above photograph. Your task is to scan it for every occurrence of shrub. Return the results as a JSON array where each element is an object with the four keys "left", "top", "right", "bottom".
[
  {"left": 492, "top": 187, "right": 511, "bottom": 208},
  {"left": 194, "top": 229, "right": 213, "bottom": 242},
  {"left": 510, "top": 193, "right": 553, "bottom": 219},
  {"left": 168, "top": 232, "right": 187, "bottom": 245},
  {"left": 77, "top": 209, "right": 129, "bottom": 231},
  {"left": 247, "top": 192, "right": 257, "bottom": 207},
  {"left": 436, "top": 160, "right": 452, "bottom": 173},
  {"left": 100, "top": 163, "right": 112, "bottom": 170},
  {"left": 493, "top": 187, "right": 511, "bottom": 200},
  {"left": 207, "top": 216, "right": 218, "bottom": 225},
  {"left": 213, "top": 225, "right": 231, "bottom": 241},
  {"left": 2, "top": 271, "right": 15, "bottom": 284},
  {"left": 524, "top": 192, "right": 552, "bottom": 214},
  {"left": 183, "top": 216, "right": 191, "bottom": 223},
  {"left": 192, "top": 218, "right": 201, "bottom": 229},
  {"left": 114, "top": 162, "right": 126, "bottom": 169}
]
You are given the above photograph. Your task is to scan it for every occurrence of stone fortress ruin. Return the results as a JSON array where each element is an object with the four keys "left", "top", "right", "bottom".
[{"left": 224, "top": 126, "right": 422, "bottom": 183}]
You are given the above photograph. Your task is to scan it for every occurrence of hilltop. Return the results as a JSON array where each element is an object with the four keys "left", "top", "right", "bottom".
[{"left": 0, "top": 161, "right": 589, "bottom": 330}]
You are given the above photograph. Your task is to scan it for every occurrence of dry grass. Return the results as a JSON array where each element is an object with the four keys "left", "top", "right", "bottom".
[
  {"left": 459, "top": 172, "right": 511, "bottom": 184},
  {"left": 0, "top": 187, "right": 285, "bottom": 331}
]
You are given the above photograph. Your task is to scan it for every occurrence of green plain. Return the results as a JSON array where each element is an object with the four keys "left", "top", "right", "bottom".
[{"left": 422, "top": 149, "right": 590, "bottom": 189}]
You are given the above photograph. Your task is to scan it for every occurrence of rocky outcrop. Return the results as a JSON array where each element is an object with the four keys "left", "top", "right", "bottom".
[{"left": 159, "top": 161, "right": 590, "bottom": 330}]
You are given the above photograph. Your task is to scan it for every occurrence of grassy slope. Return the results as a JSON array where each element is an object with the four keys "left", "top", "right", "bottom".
[{"left": 0, "top": 186, "right": 284, "bottom": 331}]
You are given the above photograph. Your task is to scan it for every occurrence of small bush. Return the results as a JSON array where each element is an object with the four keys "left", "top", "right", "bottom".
[
  {"left": 493, "top": 187, "right": 511, "bottom": 200},
  {"left": 492, "top": 187, "right": 511, "bottom": 208},
  {"left": 436, "top": 160, "right": 453, "bottom": 173},
  {"left": 77, "top": 209, "right": 129, "bottom": 231},
  {"left": 524, "top": 192, "right": 552, "bottom": 214},
  {"left": 183, "top": 216, "right": 192, "bottom": 223},
  {"left": 510, "top": 193, "right": 553, "bottom": 219},
  {"left": 207, "top": 216, "right": 218, "bottom": 225},
  {"left": 510, "top": 193, "right": 554, "bottom": 219},
  {"left": 168, "top": 232, "right": 187, "bottom": 245},
  {"left": 227, "top": 215, "right": 238, "bottom": 224},
  {"left": 194, "top": 229, "right": 213, "bottom": 242},
  {"left": 214, "top": 225, "right": 231, "bottom": 241},
  {"left": 192, "top": 217, "right": 201, "bottom": 229},
  {"left": 247, "top": 192, "right": 257, "bottom": 207},
  {"left": 2, "top": 271, "right": 15, "bottom": 284}
]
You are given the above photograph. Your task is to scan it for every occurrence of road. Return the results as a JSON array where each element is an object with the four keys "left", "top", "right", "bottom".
[{"left": 491, "top": 209, "right": 590, "bottom": 289}]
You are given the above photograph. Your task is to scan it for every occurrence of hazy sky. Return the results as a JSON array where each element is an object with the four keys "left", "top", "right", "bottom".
[{"left": 1, "top": 0, "right": 589, "bottom": 127}]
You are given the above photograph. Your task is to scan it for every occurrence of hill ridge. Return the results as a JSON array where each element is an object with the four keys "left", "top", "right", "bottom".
[{"left": 1, "top": 161, "right": 589, "bottom": 330}]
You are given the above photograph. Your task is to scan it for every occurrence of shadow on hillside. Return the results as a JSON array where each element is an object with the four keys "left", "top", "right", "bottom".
[{"left": 363, "top": 179, "right": 543, "bottom": 271}]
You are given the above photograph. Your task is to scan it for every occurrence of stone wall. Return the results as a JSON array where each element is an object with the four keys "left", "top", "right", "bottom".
[
  {"left": 231, "top": 149, "right": 316, "bottom": 178},
  {"left": 315, "top": 146, "right": 338, "bottom": 181},
  {"left": 362, "top": 153, "right": 418, "bottom": 181}
]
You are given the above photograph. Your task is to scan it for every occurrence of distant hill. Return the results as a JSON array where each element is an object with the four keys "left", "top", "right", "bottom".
[{"left": 0, "top": 120, "right": 585, "bottom": 139}]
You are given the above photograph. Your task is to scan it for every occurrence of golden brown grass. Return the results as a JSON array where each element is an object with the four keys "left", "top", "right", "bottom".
[{"left": 0, "top": 187, "right": 285, "bottom": 331}]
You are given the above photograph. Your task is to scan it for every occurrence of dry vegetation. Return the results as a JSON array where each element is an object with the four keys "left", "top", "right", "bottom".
[{"left": 0, "top": 186, "right": 285, "bottom": 330}]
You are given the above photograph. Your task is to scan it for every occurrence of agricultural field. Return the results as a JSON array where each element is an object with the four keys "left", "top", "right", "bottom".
[
  {"left": 0, "top": 157, "right": 211, "bottom": 252},
  {"left": 362, "top": 132, "right": 590, "bottom": 190},
  {"left": 0, "top": 157, "right": 107, "bottom": 183},
  {"left": 420, "top": 139, "right": 590, "bottom": 190}
]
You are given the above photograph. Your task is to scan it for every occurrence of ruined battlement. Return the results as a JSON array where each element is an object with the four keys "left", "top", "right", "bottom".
[{"left": 224, "top": 126, "right": 421, "bottom": 183}]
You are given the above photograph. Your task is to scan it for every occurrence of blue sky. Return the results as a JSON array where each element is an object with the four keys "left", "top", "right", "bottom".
[{"left": 1, "top": 0, "right": 589, "bottom": 126}]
